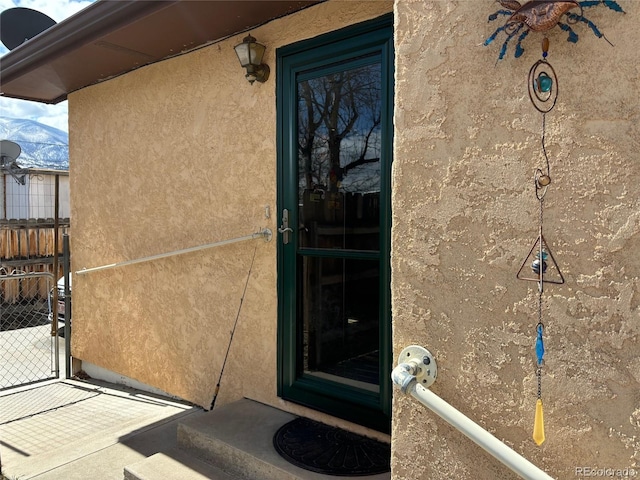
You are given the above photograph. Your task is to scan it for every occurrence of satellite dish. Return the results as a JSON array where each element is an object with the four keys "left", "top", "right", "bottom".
[
  {"left": 0, "top": 7, "right": 56, "bottom": 51},
  {"left": 0, "top": 140, "right": 21, "bottom": 163},
  {"left": 0, "top": 140, "right": 27, "bottom": 185}
]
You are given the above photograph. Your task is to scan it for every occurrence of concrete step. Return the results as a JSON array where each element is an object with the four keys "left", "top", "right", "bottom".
[
  {"left": 123, "top": 447, "right": 239, "bottom": 480},
  {"left": 176, "top": 398, "right": 391, "bottom": 480}
]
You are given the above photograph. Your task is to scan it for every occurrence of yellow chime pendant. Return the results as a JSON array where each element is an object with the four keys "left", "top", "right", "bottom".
[{"left": 532, "top": 398, "right": 545, "bottom": 445}]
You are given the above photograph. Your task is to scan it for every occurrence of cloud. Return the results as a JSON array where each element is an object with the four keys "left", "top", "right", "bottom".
[{"left": 0, "top": 0, "right": 95, "bottom": 132}]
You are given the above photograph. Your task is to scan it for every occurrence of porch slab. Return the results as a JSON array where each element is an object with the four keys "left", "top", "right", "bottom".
[
  {"left": 124, "top": 448, "right": 238, "bottom": 480},
  {"left": 176, "top": 398, "right": 391, "bottom": 480}
]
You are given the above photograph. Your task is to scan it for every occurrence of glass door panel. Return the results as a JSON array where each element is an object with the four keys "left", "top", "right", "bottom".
[
  {"left": 297, "top": 62, "right": 382, "bottom": 253},
  {"left": 301, "top": 257, "right": 380, "bottom": 391},
  {"left": 296, "top": 61, "right": 383, "bottom": 391}
]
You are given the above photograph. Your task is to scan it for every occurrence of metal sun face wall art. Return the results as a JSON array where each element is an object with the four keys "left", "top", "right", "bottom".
[
  {"left": 484, "top": 0, "right": 624, "bottom": 61},
  {"left": 482, "top": 0, "right": 625, "bottom": 446}
]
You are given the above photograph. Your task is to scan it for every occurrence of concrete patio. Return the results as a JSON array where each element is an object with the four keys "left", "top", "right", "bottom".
[{"left": 0, "top": 379, "right": 204, "bottom": 479}]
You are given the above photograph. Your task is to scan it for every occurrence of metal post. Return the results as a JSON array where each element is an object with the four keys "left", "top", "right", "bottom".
[
  {"left": 63, "top": 233, "right": 71, "bottom": 379},
  {"left": 52, "top": 174, "right": 60, "bottom": 377},
  {"left": 51, "top": 175, "right": 59, "bottom": 340}
]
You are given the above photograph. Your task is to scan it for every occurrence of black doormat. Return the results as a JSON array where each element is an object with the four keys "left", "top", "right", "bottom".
[{"left": 273, "top": 417, "right": 390, "bottom": 476}]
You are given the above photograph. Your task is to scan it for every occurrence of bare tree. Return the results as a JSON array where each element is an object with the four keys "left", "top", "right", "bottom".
[{"left": 298, "top": 62, "right": 382, "bottom": 194}]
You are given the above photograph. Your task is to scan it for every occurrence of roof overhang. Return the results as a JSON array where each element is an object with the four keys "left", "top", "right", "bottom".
[{"left": 0, "top": 0, "right": 321, "bottom": 104}]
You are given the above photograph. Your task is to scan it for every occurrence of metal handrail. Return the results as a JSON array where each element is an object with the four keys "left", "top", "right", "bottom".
[
  {"left": 76, "top": 228, "right": 272, "bottom": 275},
  {"left": 392, "top": 345, "right": 554, "bottom": 480}
]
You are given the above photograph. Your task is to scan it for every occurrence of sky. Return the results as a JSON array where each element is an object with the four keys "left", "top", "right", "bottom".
[{"left": 0, "top": 0, "right": 95, "bottom": 133}]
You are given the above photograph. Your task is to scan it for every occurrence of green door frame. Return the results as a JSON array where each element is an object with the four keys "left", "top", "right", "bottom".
[{"left": 276, "top": 14, "right": 394, "bottom": 433}]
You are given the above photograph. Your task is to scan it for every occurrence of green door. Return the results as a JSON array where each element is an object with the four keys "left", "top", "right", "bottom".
[{"left": 277, "top": 15, "right": 393, "bottom": 432}]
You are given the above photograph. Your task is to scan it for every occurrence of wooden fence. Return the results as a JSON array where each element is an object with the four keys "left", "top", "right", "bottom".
[{"left": 0, "top": 224, "right": 68, "bottom": 303}]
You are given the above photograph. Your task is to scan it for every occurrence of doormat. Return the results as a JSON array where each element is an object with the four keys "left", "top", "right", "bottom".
[{"left": 273, "top": 417, "right": 390, "bottom": 476}]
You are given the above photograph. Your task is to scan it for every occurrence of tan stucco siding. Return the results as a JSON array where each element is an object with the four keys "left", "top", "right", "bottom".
[
  {"left": 392, "top": 1, "right": 639, "bottom": 479},
  {"left": 68, "top": 0, "right": 392, "bottom": 415}
]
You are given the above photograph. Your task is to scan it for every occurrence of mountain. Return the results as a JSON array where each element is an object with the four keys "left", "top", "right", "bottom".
[{"left": 0, "top": 116, "right": 69, "bottom": 170}]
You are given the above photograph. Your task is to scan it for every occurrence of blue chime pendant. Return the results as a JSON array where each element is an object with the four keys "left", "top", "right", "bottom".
[
  {"left": 535, "top": 73, "right": 553, "bottom": 94},
  {"left": 535, "top": 323, "right": 545, "bottom": 366}
]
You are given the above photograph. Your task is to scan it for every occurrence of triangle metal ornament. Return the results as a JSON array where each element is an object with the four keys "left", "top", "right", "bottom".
[{"left": 516, "top": 230, "right": 565, "bottom": 288}]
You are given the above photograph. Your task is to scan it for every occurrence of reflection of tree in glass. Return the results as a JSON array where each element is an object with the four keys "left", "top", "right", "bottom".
[{"left": 298, "top": 62, "right": 381, "bottom": 195}]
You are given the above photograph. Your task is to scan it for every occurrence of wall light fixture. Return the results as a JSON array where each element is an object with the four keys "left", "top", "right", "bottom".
[{"left": 234, "top": 34, "right": 270, "bottom": 84}]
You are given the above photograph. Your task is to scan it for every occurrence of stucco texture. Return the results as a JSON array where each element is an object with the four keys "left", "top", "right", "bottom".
[
  {"left": 391, "top": 1, "right": 639, "bottom": 479},
  {"left": 67, "top": 0, "right": 392, "bottom": 422}
]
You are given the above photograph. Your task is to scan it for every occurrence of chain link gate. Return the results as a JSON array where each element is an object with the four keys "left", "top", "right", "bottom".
[{"left": 0, "top": 270, "right": 59, "bottom": 390}]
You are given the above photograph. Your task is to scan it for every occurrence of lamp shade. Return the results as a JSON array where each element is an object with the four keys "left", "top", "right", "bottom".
[
  {"left": 234, "top": 34, "right": 269, "bottom": 84},
  {"left": 234, "top": 35, "right": 265, "bottom": 67}
]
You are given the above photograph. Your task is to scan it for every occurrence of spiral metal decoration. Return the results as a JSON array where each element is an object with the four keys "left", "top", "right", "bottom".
[{"left": 528, "top": 59, "right": 558, "bottom": 113}]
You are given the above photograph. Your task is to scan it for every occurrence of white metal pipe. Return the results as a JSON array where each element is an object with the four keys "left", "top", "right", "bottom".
[
  {"left": 76, "top": 229, "right": 271, "bottom": 276},
  {"left": 393, "top": 364, "right": 554, "bottom": 480}
]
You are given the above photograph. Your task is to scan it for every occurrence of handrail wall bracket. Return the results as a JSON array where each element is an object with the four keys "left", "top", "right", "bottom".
[
  {"left": 392, "top": 345, "right": 437, "bottom": 393},
  {"left": 392, "top": 344, "right": 555, "bottom": 480}
]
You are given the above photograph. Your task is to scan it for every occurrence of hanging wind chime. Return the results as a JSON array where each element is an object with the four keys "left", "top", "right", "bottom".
[
  {"left": 484, "top": 0, "right": 625, "bottom": 445},
  {"left": 516, "top": 36, "right": 565, "bottom": 446}
]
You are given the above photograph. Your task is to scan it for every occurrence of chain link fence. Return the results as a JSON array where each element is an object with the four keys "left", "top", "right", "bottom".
[
  {"left": 0, "top": 270, "right": 58, "bottom": 390},
  {"left": 0, "top": 170, "right": 68, "bottom": 390}
]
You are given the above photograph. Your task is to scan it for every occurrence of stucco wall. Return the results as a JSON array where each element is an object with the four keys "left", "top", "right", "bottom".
[
  {"left": 392, "top": 1, "right": 639, "bottom": 479},
  {"left": 68, "top": 0, "right": 392, "bottom": 421}
]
